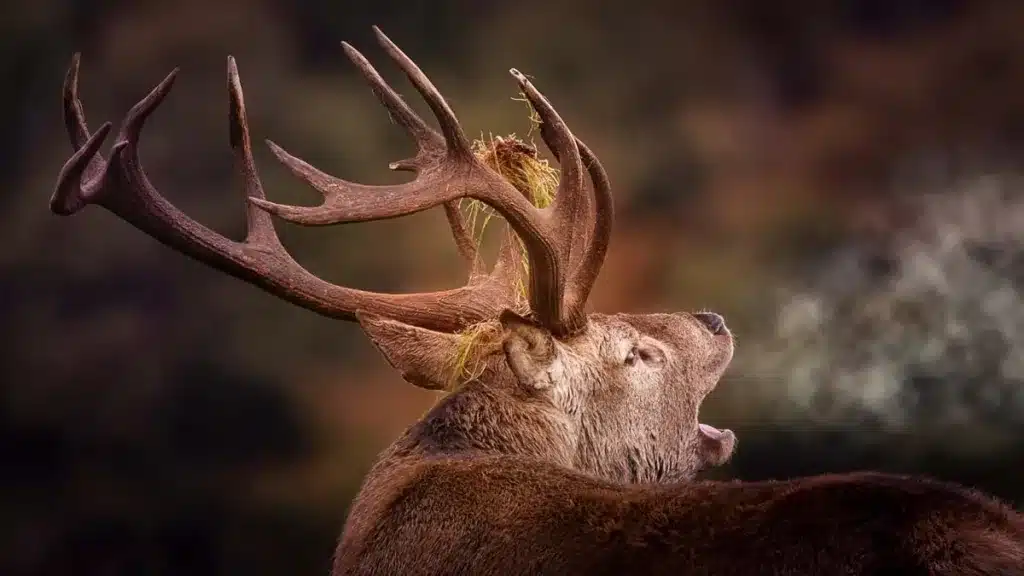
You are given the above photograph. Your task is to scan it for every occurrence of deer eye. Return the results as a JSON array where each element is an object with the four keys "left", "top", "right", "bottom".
[
  {"left": 636, "top": 344, "right": 667, "bottom": 367},
  {"left": 624, "top": 346, "right": 639, "bottom": 366}
]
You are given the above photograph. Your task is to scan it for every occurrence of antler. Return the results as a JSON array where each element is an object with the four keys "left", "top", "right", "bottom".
[
  {"left": 252, "top": 27, "right": 613, "bottom": 335},
  {"left": 50, "top": 27, "right": 613, "bottom": 337}
]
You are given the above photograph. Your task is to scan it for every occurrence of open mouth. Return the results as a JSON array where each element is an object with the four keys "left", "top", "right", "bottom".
[
  {"left": 692, "top": 312, "right": 736, "bottom": 469},
  {"left": 698, "top": 422, "right": 727, "bottom": 440},
  {"left": 697, "top": 422, "right": 736, "bottom": 468}
]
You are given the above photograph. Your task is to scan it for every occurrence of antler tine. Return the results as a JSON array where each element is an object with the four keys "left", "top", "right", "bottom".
[
  {"left": 516, "top": 94, "right": 613, "bottom": 317},
  {"left": 50, "top": 54, "right": 525, "bottom": 333},
  {"left": 341, "top": 38, "right": 483, "bottom": 278},
  {"left": 508, "top": 69, "right": 586, "bottom": 257},
  {"left": 509, "top": 70, "right": 605, "bottom": 323},
  {"left": 443, "top": 203, "right": 485, "bottom": 279},
  {"left": 340, "top": 42, "right": 440, "bottom": 148},
  {"left": 51, "top": 53, "right": 179, "bottom": 215},
  {"left": 63, "top": 54, "right": 95, "bottom": 151},
  {"left": 567, "top": 139, "right": 613, "bottom": 311},
  {"left": 370, "top": 26, "right": 471, "bottom": 157},
  {"left": 251, "top": 31, "right": 582, "bottom": 334},
  {"left": 249, "top": 29, "right": 618, "bottom": 333},
  {"left": 258, "top": 28, "right": 469, "bottom": 200}
]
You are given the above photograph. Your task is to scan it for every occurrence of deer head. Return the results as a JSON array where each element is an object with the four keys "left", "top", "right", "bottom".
[{"left": 50, "top": 27, "right": 735, "bottom": 484}]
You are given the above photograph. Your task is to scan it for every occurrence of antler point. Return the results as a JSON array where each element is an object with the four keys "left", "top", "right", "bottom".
[
  {"left": 265, "top": 138, "right": 286, "bottom": 156},
  {"left": 248, "top": 196, "right": 303, "bottom": 221},
  {"left": 372, "top": 26, "right": 396, "bottom": 49},
  {"left": 247, "top": 196, "right": 274, "bottom": 210},
  {"left": 65, "top": 53, "right": 82, "bottom": 95}
]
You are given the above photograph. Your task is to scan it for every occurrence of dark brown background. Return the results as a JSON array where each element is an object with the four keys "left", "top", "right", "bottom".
[{"left": 4, "top": 1, "right": 1024, "bottom": 574}]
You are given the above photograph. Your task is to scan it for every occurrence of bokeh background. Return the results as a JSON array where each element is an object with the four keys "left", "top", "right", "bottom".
[{"left": 5, "top": 0, "right": 1024, "bottom": 574}]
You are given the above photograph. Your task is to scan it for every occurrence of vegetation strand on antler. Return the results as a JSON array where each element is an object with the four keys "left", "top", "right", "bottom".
[{"left": 446, "top": 103, "right": 561, "bottom": 389}]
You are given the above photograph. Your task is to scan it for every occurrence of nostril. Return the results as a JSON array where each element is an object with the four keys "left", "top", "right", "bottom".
[{"left": 694, "top": 312, "right": 726, "bottom": 335}]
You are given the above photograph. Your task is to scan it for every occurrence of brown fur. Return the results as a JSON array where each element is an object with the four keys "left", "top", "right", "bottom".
[
  {"left": 340, "top": 464, "right": 1023, "bottom": 575},
  {"left": 337, "top": 311, "right": 1024, "bottom": 575}
]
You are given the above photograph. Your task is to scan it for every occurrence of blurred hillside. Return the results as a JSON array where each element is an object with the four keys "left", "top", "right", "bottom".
[{"left": 4, "top": 1, "right": 1024, "bottom": 574}]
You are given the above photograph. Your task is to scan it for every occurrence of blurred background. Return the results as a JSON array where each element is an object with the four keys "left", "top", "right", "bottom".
[{"left": 5, "top": 0, "right": 1024, "bottom": 574}]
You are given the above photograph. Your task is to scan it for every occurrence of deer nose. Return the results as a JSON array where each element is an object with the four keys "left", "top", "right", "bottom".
[{"left": 693, "top": 312, "right": 726, "bottom": 335}]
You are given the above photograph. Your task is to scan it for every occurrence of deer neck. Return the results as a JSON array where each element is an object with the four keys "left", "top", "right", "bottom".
[{"left": 396, "top": 371, "right": 578, "bottom": 466}]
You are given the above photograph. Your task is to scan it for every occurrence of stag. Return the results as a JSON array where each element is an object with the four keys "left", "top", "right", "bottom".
[{"left": 51, "top": 26, "right": 1022, "bottom": 576}]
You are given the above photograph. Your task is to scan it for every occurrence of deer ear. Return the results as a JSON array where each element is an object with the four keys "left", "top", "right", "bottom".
[
  {"left": 356, "top": 311, "right": 460, "bottom": 391},
  {"left": 499, "top": 310, "right": 563, "bottom": 391}
]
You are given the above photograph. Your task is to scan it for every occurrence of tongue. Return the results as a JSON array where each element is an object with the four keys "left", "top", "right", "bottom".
[{"left": 698, "top": 423, "right": 725, "bottom": 439}]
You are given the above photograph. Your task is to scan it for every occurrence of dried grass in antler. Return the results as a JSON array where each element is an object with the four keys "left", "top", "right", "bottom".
[{"left": 445, "top": 133, "right": 561, "bottom": 389}]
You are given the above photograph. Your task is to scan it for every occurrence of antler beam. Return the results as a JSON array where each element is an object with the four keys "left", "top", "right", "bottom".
[{"left": 50, "top": 28, "right": 614, "bottom": 337}]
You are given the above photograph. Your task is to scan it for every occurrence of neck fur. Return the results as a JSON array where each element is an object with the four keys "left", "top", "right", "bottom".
[{"left": 399, "top": 369, "right": 577, "bottom": 467}]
